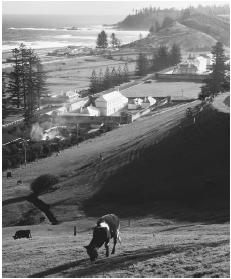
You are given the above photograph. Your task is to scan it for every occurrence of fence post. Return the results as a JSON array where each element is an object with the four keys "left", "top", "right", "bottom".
[{"left": 74, "top": 226, "right": 77, "bottom": 236}]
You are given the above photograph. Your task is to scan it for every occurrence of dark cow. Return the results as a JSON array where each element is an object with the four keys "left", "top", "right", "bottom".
[
  {"left": 13, "top": 230, "right": 32, "bottom": 240},
  {"left": 84, "top": 214, "right": 121, "bottom": 262}
]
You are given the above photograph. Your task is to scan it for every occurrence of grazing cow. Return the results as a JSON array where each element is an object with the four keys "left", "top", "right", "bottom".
[
  {"left": 84, "top": 214, "right": 121, "bottom": 262},
  {"left": 13, "top": 230, "right": 32, "bottom": 240}
]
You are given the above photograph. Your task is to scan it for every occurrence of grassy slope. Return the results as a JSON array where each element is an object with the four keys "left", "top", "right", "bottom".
[
  {"left": 84, "top": 105, "right": 230, "bottom": 221},
  {"left": 123, "top": 22, "right": 217, "bottom": 52},
  {"left": 3, "top": 101, "right": 201, "bottom": 226},
  {"left": 2, "top": 218, "right": 229, "bottom": 278},
  {"left": 2, "top": 103, "right": 230, "bottom": 278},
  {"left": 180, "top": 13, "right": 230, "bottom": 46}
]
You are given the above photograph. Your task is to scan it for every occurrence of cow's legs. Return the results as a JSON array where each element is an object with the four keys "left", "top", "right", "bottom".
[
  {"left": 105, "top": 241, "right": 109, "bottom": 257},
  {"left": 111, "top": 236, "right": 117, "bottom": 254}
]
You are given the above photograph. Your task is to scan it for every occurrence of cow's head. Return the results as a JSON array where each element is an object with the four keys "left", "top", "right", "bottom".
[
  {"left": 12, "top": 236, "right": 17, "bottom": 240},
  {"left": 84, "top": 245, "right": 98, "bottom": 262}
]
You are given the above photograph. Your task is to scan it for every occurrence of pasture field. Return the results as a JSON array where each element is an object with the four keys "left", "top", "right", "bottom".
[
  {"left": 122, "top": 80, "right": 202, "bottom": 100},
  {"left": 2, "top": 101, "right": 200, "bottom": 203},
  {"left": 3, "top": 52, "right": 136, "bottom": 95},
  {"left": 43, "top": 56, "right": 136, "bottom": 94},
  {"left": 2, "top": 99, "right": 229, "bottom": 277},
  {"left": 2, "top": 218, "right": 229, "bottom": 278}
]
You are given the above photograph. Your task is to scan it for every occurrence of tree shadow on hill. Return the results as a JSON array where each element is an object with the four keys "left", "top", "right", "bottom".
[{"left": 83, "top": 108, "right": 230, "bottom": 224}]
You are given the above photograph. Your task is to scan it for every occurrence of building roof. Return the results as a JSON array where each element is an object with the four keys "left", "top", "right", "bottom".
[{"left": 96, "top": 91, "right": 128, "bottom": 103}]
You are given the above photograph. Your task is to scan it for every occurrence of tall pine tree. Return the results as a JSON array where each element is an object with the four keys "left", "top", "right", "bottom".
[
  {"left": 200, "top": 42, "right": 227, "bottom": 98},
  {"left": 89, "top": 70, "right": 98, "bottom": 94},
  {"left": 96, "top": 30, "right": 108, "bottom": 48},
  {"left": 169, "top": 44, "right": 181, "bottom": 65},
  {"left": 136, "top": 52, "right": 148, "bottom": 76},
  {"left": 2, "top": 73, "right": 8, "bottom": 122},
  {"left": 7, "top": 44, "right": 47, "bottom": 121},
  {"left": 8, "top": 48, "right": 22, "bottom": 108}
]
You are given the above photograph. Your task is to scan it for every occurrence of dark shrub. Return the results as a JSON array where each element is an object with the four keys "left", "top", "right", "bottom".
[
  {"left": 42, "top": 144, "right": 50, "bottom": 157},
  {"left": 30, "top": 174, "right": 59, "bottom": 196}
]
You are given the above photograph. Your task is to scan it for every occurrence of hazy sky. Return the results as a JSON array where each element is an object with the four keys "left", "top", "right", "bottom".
[{"left": 2, "top": 0, "right": 229, "bottom": 15}]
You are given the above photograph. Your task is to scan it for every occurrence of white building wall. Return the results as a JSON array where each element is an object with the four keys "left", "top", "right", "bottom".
[
  {"left": 196, "top": 57, "right": 207, "bottom": 73},
  {"left": 95, "top": 91, "right": 128, "bottom": 116}
]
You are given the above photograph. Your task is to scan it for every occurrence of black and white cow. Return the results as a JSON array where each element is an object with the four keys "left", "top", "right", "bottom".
[
  {"left": 84, "top": 214, "right": 121, "bottom": 262},
  {"left": 13, "top": 230, "right": 32, "bottom": 240}
]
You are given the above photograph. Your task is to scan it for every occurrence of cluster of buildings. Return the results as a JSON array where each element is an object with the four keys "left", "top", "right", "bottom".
[
  {"left": 47, "top": 46, "right": 93, "bottom": 57},
  {"left": 45, "top": 88, "right": 157, "bottom": 120},
  {"left": 172, "top": 54, "right": 211, "bottom": 75}
]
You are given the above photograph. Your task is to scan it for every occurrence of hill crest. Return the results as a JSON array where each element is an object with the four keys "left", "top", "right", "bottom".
[{"left": 122, "top": 22, "right": 218, "bottom": 52}]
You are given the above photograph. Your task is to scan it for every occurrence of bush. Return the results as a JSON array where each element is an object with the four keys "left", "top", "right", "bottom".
[{"left": 30, "top": 174, "right": 59, "bottom": 196}]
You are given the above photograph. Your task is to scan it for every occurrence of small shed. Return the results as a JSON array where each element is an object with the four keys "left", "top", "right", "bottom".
[
  {"left": 141, "top": 97, "right": 156, "bottom": 109},
  {"left": 128, "top": 98, "right": 143, "bottom": 110}
]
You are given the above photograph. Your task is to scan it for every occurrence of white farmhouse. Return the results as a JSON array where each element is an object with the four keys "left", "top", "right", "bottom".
[
  {"left": 95, "top": 91, "right": 128, "bottom": 116},
  {"left": 195, "top": 56, "right": 207, "bottom": 73}
]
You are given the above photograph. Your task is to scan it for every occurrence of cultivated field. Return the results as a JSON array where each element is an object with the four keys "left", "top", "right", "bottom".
[{"left": 122, "top": 80, "right": 202, "bottom": 100}]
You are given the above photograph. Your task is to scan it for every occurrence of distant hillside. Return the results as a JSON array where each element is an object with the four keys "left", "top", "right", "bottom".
[
  {"left": 180, "top": 13, "right": 230, "bottom": 47},
  {"left": 122, "top": 22, "right": 217, "bottom": 52},
  {"left": 116, "top": 5, "right": 230, "bottom": 49},
  {"left": 117, "top": 8, "right": 180, "bottom": 30}
]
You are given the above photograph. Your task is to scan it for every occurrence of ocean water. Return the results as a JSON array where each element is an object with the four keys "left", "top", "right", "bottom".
[{"left": 2, "top": 15, "right": 148, "bottom": 52}]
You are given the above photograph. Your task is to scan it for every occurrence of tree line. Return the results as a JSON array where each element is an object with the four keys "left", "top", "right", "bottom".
[
  {"left": 3, "top": 44, "right": 47, "bottom": 123},
  {"left": 89, "top": 64, "right": 130, "bottom": 94},
  {"left": 136, "top": 43, "right": 181, "bottom": 76}
]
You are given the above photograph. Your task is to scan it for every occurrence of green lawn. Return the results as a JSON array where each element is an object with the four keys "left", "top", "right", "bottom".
[{"left": 122, "top": 80, "right": 202, "bottom": 100}]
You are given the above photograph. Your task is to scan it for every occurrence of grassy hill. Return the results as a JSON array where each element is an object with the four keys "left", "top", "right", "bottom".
[
  {"left": 84, "top": 105, "right": 229, "bottom": 221},
  {"left": 122, "top": 22, "right": 217, "bottom": 52},
  {"left": 2, "top": 219, "right": 229, "bottom": 277},
  {"left": 116, "top": 5, "right": 230, "bottom": 51},
  {"left": 180, "top": 13, "right": 230, "bottom": 47},
  {"left": 2, "top": 102, "right": 229, "bottom": 227},
  {"left": 2, "top": 103, "right": 230, "bottom": 278}
]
